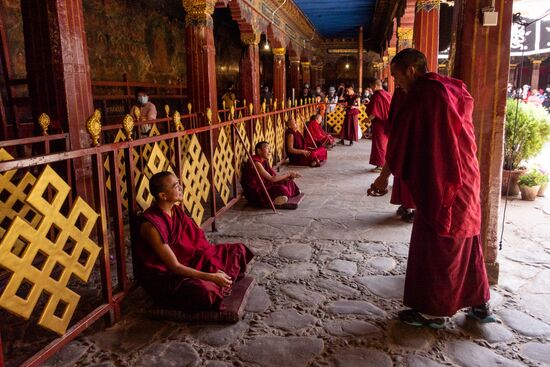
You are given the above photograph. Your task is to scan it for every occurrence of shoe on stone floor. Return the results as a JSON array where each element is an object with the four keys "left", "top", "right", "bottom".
[
  {"left": 396, "top": 205, "right": 408, "bottom": 216},
  {"left": 273, "top": 195, "right": 288, "bottom": 206},
  {"left": 401, "top": 210, "right": 416, "bottom": 223},
  {"left": 467, "top": 303, "right": 497, "bottom": 323},
  {"left": 398, "top": 309, "right": 446, "bottom": 329}
]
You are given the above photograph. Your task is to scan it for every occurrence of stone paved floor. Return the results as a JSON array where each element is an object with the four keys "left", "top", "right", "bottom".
[{"left": 42, "top": 140, "right": 550, "bottom": 367}]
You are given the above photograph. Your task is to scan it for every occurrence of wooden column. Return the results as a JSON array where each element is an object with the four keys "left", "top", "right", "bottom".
[
  {"left": 183, "top": 0, "right": 218, "bottom": 124},
  {"left": 529, "top": 57, "right": 546, "bottom": 91},
  {"left": 301, "top": 61, "right": 311, "bottom": 87},
  {"left": 240, "top": 32, "right": 261, "bottom": 113},
  {"left": 289, "top": 56, "right": 301, "bottom": 98},
  {"left": 451, "top": 0, "right": 514, "bottom": 284},
  {"left": 387, "top": 47, "right": 396, "bottom": 93},
  {"left": 310, "top": 65, "right": 317, "bottom": 88},
  {"left": 397, "top": 27, "right": 414, "bottom": 51},
  {"left": 21, "top": 0, "right": 94, "bottom": 149},
  {"left": 509, "top": 63, "right": 517, "bottom": 85},
  {"left": 358, "top": 26, "right": 364, "bottom": 93},
  {"left": 413, "top": 0, "right": 440, "bottom": 72},
  {"left": 273, "top": 47, "right": 286, "bottom": 105}
]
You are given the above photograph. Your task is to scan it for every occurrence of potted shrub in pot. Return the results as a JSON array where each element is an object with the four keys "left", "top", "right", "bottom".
[
  {"left": 518, "top": 170, "right": 545, "bottom": 201},
  {"left": 503, "top": 99, "right": 550, "bottom": 196}
]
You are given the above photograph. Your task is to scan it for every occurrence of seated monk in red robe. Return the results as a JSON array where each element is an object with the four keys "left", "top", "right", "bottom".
[
  {"left": 366, "top": 79, "right": 391, "bottom": 172},
  {"left": 285, "top": 117, "right": 328, "bottom": 167},
  {"left": 137, "top": 171, "right": 254, "bottom": 313},
  {"left": 306, "top": 114, "right": 335, "bottom": 148},
  {"left": 241, "top": 141, "right": 301, "bottom": 207},
  {"left": 370, "top": 48, "right": 494, "bottom": 328}
]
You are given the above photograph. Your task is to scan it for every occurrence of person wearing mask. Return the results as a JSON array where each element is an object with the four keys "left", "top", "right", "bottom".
[
  {"left": 260, "top": 86, "right": 273, "bottom": 105},
  {"left": 133, "top": 88, "right": 157, "bottom": 135},
  {"left": 327, "top": 87, "right": 339, "bottom": 113}
]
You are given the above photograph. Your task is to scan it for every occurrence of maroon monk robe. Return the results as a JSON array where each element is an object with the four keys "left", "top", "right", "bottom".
[
  {"left": 241, "top": 155, "right": 300, "bottom": 207},
  {"left": 285, "top": 128, "right": 328, "bottom": 166},
  {"left": 340, "top": 94, "right": 360, "bottom": 141},
  {"left": 306, "top": 118, "right": 335, "bottom": 147},
  {"left": 366, "top": 89, "right": 391, "bottom": 166},
  {"left": 386, "top": 88, "right": 416, "bottom": 209},
  {"left": 386, "top": 73, "right": 490, "bottom": 316},
  {"left": 136, "top": 204, "right": 254, "bottom": 312}
]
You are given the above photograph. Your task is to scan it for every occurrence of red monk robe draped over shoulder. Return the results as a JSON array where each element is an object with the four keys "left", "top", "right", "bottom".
[
  {"left": 241, "top": 155, "right": 300, "bottom": 207},
  {"left": 306, "top": 117, "right": 335, "bottom": 147},
  {"left": 386, "top": 72, "right": 490, "bottom": 316},
  {"left": 386, "top": 88, "right": 415, "bottom": 210},
  {"left": 285, "top": 128, "right": 328, "bottom": 166},
  {"left": 136, "top": 204, "right": 254, "bottom": 312},
  {"left": 366, "top": 89, "right": 391, "bottom": 167}
]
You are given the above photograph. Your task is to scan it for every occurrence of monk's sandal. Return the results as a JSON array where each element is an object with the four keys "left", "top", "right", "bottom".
[
  {"left": 467, "top": 303, "right": 497, "bottom": 323},
  {"left": 398, "top": 309, "right": 446, "bottom": 329}
]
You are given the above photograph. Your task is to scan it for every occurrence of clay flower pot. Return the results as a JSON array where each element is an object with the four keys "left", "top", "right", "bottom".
[
  {"left": 502, "top": 169, "right": 527, "bottom": 196},
  {"left": 538, "top": 182, "right": 548, "bottom": 197},
  {"left": 519, "top": 185, "right": 540, "bottom": 201}
]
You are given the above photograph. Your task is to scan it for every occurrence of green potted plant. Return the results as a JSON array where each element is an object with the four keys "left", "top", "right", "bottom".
[
  {"left": 518, "top": 170, "right": 545, "bottom": 201},
  {"left": 503, "top": 100, "right": 550, "bottom": 196}
]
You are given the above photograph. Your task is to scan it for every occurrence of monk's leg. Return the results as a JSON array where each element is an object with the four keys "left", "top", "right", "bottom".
[
  {"left": 206, "top": 243, "right": 255, "bottom": 281},
  {"left": 403, "top": 217, "right": 490, "bottom": 317},
  {"left": 169, "top": 277, "right": 224, "bottom": 312}
]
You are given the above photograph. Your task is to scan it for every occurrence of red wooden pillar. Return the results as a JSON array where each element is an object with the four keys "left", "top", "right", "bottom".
[
  {"left": 387, "top": 48, "right": 396, "bottom": 93},
  {"left": 301, "top": 61, "right": 311, "bottom": 87},
  {"left": 310, "top": 65, "right": 318, "bottom": 88},
  {"left": 273, "top": 48, "right": 286, "bottom": 105},
  {"left": 529, "top": 57, "right": 546, "bottom": 91},
  {"left": 451, "top": 0, "right": 514, "bottom": 284},
  {"left": 413, "top": 0, "right": 440, "bottom": 72},
  {"left": 21, "top": 0, "right": 94, "bottom": 149},
  {"left": 183, "top": 0, "right": 218, "bottom": 124},
  {"left": 358, "top": 26, "right": 364, "bottom": 93},
  {"left": 240, "top": 32, "right": 261, "bottom": 114},
  {"left": 289, "top": 56, "right": 301, "bottom": 98}
]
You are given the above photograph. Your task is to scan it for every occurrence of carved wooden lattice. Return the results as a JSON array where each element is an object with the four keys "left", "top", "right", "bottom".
[
  {"left": 213, "top": 127, "right": 234, "bottom": 205},
  {"left": 265, "top": 117, "right": 275, "bottom": 166},
  {"left": 0, "top": 149, "right": 41, "bottom": 256},
  {"left": 180, "top": 134, "right": 210, "bottom": 225},
  {"left": 358, "top": 105, "right": 371, "bottom": 133},
  {"left": 276, "top": 116, "right": 285, "bottom": 162},
  {"left": 104, "top": 130, "right": 129, "bottom": 209},
  {"left": 0, "top": 165, "right": 101, "bottom": 335},
  {"left": 136, "top": 143, "right": 174, "bottom": 211},
  {"left": 326, "top": 105, "right": 371, "bottom": 135},
  {"left": 234, "top": 122, "right": 250, "bottom": 179},
  {"left": 252, "top": 119, "right": 264, "bottom": 149}
]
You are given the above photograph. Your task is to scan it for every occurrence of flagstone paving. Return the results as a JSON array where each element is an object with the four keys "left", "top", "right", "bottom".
[{"left": 40, "top": 140, "right": 550, "bottom": 367}]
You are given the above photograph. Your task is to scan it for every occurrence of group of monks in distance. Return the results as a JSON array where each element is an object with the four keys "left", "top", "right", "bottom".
[{"left": 136, "top": 49, "right": 496, "bottom": 330}]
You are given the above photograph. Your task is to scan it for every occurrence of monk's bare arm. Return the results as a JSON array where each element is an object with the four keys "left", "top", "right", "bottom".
[
  {"left": 140, "top": 222, "right": 232, "bottom": 287},
  {"left": 254, "top": 161, "right": 298, "bottom": 182},
  {"left": 286, "top": 134, "right": 310, "bottom": 156}
]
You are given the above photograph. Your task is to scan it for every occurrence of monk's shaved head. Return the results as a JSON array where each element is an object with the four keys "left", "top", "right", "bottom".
[
  {"left": 150, "top": 171, "right": 175, "bottom": 200},
  {"left": 369, "top": 79, "right": 383, "bottom": 89},
  {"left": 255, "top": 141, "right": 269, "bottom": 153},
  {"left": 391, "top": 48, "right": 428, "bottom": 73}
]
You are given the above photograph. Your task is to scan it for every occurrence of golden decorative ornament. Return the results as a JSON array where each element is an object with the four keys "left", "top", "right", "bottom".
[
  {"left": 86, "top": 109, "right": 102, "bottom": 147},
  {"left": 38, "top": 113, "right": 51, "bottom": 136},
  {"left": 173, "top": 111, "right": 183, "bottom": 131},
  {"left": 132, "top": 105, "right": 141, "bottom": 121},
  {"left": 165, "top": 104, "right": 170, "bottom": 117},
  {"left": 122, "top": 114, "right": 134, "bottom": 141},
  {"left": 249, "top": 103, "right": 254, "bottom": 115},
  {"left": 188, "top": 102, "right": 193, "bottom": 114},
  {"left": 272, "top": 48, "right": 286, "bottom": 56},
  {"left": 206, "top": 108, "right": 212, "bottom": 125}
]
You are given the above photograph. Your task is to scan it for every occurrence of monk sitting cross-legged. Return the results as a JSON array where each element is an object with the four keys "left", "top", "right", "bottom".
[
  {"left": 306, "top": 114, "right": 335, "bottom": 149},
  {"left": 241, "top": 141, "right": 301, "bottom": 207},
  {"left": 285, "top": 117, "right": 328, "bottom": 167},
  {"left": 137, "top": 171, "right": 254, "bottom": 313}
]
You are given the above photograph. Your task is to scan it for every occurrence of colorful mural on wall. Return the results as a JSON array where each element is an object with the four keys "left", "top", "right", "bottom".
[{"left": 0, "top": 0, "right": 187, "bottom": 84}]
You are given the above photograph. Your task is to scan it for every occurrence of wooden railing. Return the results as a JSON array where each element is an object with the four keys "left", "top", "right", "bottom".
[{"left": 0, "top": 102, "right": 318, "bottom": 367}]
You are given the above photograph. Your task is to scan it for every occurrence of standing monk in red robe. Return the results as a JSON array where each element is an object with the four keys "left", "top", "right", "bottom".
[
  {"left": 366, "top": 79, "right": 391, "bottom": 172},
  {"left": 137, "top": 172, "right": 254, "bottom": 313},
  {"left": 241, "top": 141, "right": 301, "bottom": 207},
  {"left": 370, "top": 49, "right": 494, "bottom": 328},
  {"left": 286, "top": 117, "right": 328, "bottom": 167},
  {"left": 306, "top": 114, "right": 335, "bottom": 148},
  {"left": 339, "top": 86, "right": 361, "bottom": 146},
  {"left": 387, "top": 87, "right": 416, "bottom": 223}
]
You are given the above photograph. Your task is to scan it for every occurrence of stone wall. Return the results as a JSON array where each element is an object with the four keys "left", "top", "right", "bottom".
[{"left": 0, "top": 0, "right": 187, "bottom": 84}]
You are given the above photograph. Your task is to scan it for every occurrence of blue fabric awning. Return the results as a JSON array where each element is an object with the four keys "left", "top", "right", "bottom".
[{"left": 294, "top": 0, "right": 377, "bottom": 38}]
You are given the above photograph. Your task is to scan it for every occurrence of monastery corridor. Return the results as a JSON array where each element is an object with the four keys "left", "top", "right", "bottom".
[{"left": 35, "top": 140, "right": 550, "bottom": 367}]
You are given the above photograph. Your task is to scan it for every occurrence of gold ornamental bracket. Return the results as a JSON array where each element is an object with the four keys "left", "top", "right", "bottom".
[
  {"left": 273, "top": 47, "right": 286, "bottom": 58},
  {"left": 183, "top": 0, "right": 215, "bottom": 27},
  {"left": 240, "top": 31, "right": 261, "bottom": 46},
  {"left": 38, "top": 113, "right": 51, "bottom": 136},
  {"left": 206, "top": 108, "right": 213, "bottom": 125},
  {"left": 164, "top": 104, "right": 170, "bottom": 118},
  {"left": 387, "top": 47, "right": 397, "bottom": 58},
  {"left": 187, "top": 103, "right": 193, "bottom": 115},
  {"left": 416, "top": 0, "right": 440, "bottom": 12},
  {"left": 86, "top": 109, "right": 102, "bottom": 147}
]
